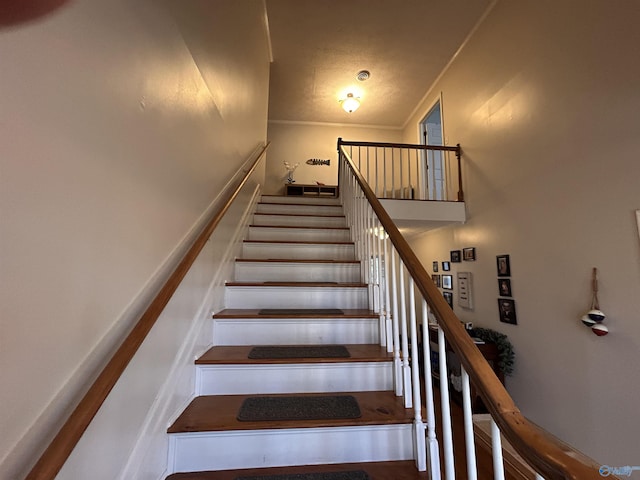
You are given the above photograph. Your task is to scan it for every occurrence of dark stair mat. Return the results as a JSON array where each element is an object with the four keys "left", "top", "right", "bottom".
[
  {"left": 237, "top": 395, "right": 361, "bottom": 422},
  {"left": 257, "top": 309, "right": 344, "bottom": 315},
  {"left": 262, "top": 282, "right": 339, "bottom": 284},
  {"left": 236, "top": 471, "right": 370, "bottom": 480},
  {"left": 248, "top": 345, "right": 351, "bottom": 359}
]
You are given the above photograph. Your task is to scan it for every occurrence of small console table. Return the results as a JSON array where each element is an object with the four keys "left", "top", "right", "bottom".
[{"left": 285, "top": 184, "right": 338, "bottom": 197}]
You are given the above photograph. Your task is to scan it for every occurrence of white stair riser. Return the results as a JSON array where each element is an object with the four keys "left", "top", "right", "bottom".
[
  {"left": 260, "top": 196, "right": 340, "bottom": 205},
  {"left": 169, "top": 425, "right": 414, "bottom": 473},
  {"left": 197, "top": 363, "right": 393, "bottom": 395},
  {"left": 247, "top": 226, "right": 351, "bottom": 242},
  {"left": 253, "top": 214, "right": 346, "bottom": 228},
  {"left": 242, "top": 242, "right": 355, "bottom": 260},
  {"left": 225, "top": 286, "right": 368, "bottom": 309},
  {"left": 256, "top": 203, "right": 344, "bottom": 216},
  {"left": 234, "top": 262, "right": 361, "bottom": 282},
  {"left": 212, "top": 318, "right": 379, "bottom": 346}
]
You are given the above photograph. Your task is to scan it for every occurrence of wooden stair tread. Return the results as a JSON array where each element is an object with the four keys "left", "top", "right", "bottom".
[
  {"left": 244, "top": 240, "right": 354, "bottom": 245},
  {"left": 250, "top": 225, "right": 349, "bottom": 230},
  {"left": 213, "top": 308, "right": 377, "bottom": 318},
  {"left": 166, "top": 460, "right": 429, "bottom": 479},
  {"left": 235, "top": 259, "right": 359, "bottom": 264},
  {"left": 254, "top": 213, "right": 345, "bottom": 218},
  {"left": 167, "top": 391, "right": 414, "bottom": 433},
  {"left": 225, "top": 282, "right": 367, "bottom": 287},
  {"left": 196, "top": 344, "right": 393, "bottom": 364},
  {"left": 258, "top": 202, "right": 343, "bottom": 208}
]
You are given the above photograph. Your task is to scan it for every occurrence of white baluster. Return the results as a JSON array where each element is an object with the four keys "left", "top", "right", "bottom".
[
  {"left": 390, "top": 248, "right": 402, "bottom": 396},
  {"left": 383, "top": 148, "right": 387, "bottom": 198},
  {"left": 400, "top": 148, "right": 404, "bottom": 199},
  {"left": 391, "top": 148, "right": 395, "bottom": 198},
  {"left": 366, "top": 204, "right": 374, "bottom": 312},
  {"left": 422, "top": 301, "right": 441, "bottom": 480},
  {"left": 408, "top": 277, "right": 426, "bottom": 471},
  {"left": 383, "top": 236, "right": 393, "bottom": 354},
  {"left": 491, "top": 419, "right": 506, "bottom": 480},
  {"left": 438, "top": 327, "right": 455, "bottom": 480},
  {"left": 375, "top": 219, "right": 386, "bottom": 347},
  {"left": 407, "top": 148, "right": 412, "bottom": 196},
  {"left": 461, "top": 367, "right": 478, "bottom": 480},
  {"left": 359, "top": 192, "right": 366, "bottom": 285},
  {"left": 398, "top": 261, "right": 412, "bottom": 408},
  {"left": 374, "top": 147, "right": 379, "bottom": 197}
]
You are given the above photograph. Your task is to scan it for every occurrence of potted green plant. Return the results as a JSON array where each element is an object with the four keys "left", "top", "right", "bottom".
[{"left": 471, "top": 327, "right": 515, "bottom": 376}]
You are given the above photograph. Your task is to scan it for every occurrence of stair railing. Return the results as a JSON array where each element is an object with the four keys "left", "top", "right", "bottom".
[
  {"left": 338, "top": 142, "right": 609, "bottom": 480},
  {"left": 338, "top": 138, "right": 464, "bottom": 202},
  {"left": 25, "top": 143, "right": 270, "bottom": 480}
]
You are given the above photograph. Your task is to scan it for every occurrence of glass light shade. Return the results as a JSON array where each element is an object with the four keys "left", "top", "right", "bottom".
[{"left": 341, "top": 93, "right": 360, "bottom": 113}]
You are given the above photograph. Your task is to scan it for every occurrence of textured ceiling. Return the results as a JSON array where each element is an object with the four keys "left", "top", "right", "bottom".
[{"left": 266, "top": 0, "right": 492, "bottom": 128}]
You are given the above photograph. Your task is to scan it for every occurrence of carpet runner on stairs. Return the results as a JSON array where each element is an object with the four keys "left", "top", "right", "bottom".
[
  {"left": 236, "top": 395, "right": 362, "bottom": 422},
  {"left": 235, "top": 471, "right": 369, "bottom": 480},
  {"left": 247, "top": 345, "right": 351, "bottom": 359},
  {"left": 257, "top": 308, "right": 345, "bottom": 315}
]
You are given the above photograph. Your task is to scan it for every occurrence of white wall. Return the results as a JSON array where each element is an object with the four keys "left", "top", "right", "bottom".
[
  {"left": 0, "top": 0, "right": 270, "bottom": 477},
  {"left": 264, "top": 122, "right": 403, "bottom": 194},
  {"left": 402, "top": 0, "right": 640, "bottom": 467}
]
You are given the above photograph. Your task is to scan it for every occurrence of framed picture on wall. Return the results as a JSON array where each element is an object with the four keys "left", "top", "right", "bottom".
[
  {"left": 432, "top": 274, "right": 441, "bottom": 287},
  {"left": 496, "top": 254, "right": 511, "bottom": 277},
  {"left": 450, "top": 250, "right": 462, "bottom": 263},
  {"left": 443, "top": 291, "right": 454, "bottom": 309},
  {"left": 498, "top": 278, "right": 512, "bottom": 297},
  {"left": 433, "top": 261, "right": 439, "bottom": 272},
  {"left": 442, "top": 275, "right": 453, "bottom": 290},
  {"left": 498, "top": 298, "right": 518, "bottom": 325},
  {"left": 463, "top": 247, "right": 476, "bottom": 261},
  {"left": 442, "top": 261, "right": 450, "bottom": 271}
]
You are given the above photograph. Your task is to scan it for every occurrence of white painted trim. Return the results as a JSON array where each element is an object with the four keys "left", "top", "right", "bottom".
[
  {"left": 196, "top": 362, "right": 393, "bottom": 395},
  {"left": 168, "top": 424, "right": 414, "bottom": 472},
  {"left": 116, "top": 184, "right": 263, "bottom": 480}
]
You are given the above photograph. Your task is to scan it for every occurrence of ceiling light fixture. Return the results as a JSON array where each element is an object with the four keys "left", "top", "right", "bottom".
[{"left": 341, "top": 93, "right": 360, "bottom": 113}]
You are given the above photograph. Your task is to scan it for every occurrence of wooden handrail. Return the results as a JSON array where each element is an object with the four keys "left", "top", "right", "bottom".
[
  {"left": 338, "top": 138, "right": 460, "bottom": 153},
  {"left": 337, "top": 138, "right": 465, "bottom": 202},
  {"left": 25, "top": 142, "right": 270, "bottom": 480},
  {"left": 339, "top": 145, "right": 606, "bottom": 480}
]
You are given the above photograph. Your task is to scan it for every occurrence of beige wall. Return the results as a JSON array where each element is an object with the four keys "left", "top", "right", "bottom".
[
  {"left": 264, "top": 122, "right": 403, "bottom": 194},
  {"left": 403, "top": 0, "right": 640, "bottom": 467},
  {"left": 0, "top": 0, "right": 270, "bottom": 477}
]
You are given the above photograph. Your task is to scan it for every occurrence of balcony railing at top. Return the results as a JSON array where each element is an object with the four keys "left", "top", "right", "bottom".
[
  {"left": 337, "top": 141, "right": 610, "bottom": 480},
  {"left": 337, "top": 138, "right": 464, "bottom": 202}
]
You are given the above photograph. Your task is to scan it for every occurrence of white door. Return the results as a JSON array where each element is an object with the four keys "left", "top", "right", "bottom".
[{"left": 421, "top": 101, "right": 446, "bottom": 200}]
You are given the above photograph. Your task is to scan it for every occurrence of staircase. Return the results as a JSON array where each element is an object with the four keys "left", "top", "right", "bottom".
[{"left": 165, "top": 195, "right": 426, "bottom": 479}]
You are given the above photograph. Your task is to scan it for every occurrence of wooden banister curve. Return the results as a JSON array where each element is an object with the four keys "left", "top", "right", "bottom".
[
  {"left": 339, "top": 144, "right": 605, "bottom": 480},
  {"left": 25, "top": 142, "right": 270, "bottom": 480}
]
